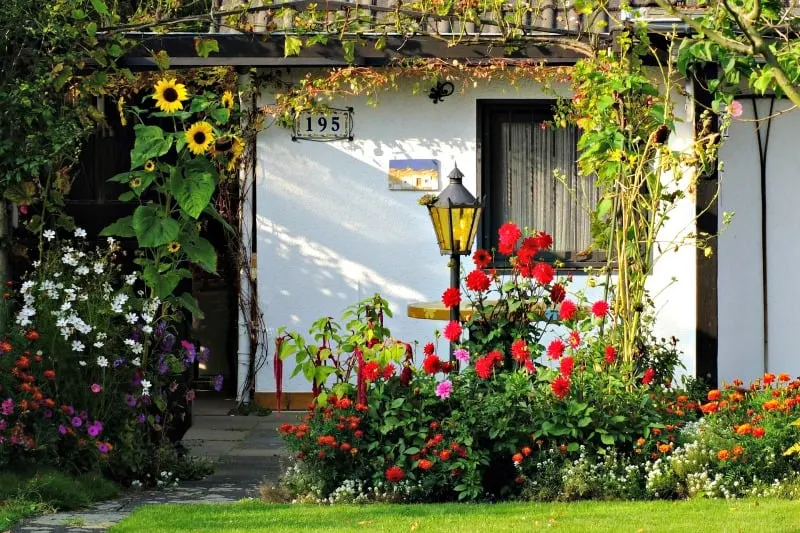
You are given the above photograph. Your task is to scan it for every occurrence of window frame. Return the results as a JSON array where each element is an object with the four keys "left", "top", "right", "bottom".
[{"left": 476, "top": 99, "right": 608, "bottom": 271}]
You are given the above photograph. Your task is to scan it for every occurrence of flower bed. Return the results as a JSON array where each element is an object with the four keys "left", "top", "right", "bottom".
[{"left": 277, "top": 224, "right": 800, "bottom": 502}]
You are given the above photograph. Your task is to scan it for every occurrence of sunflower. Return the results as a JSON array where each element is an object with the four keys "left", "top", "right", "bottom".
[
  {"left": 185, "top": 122, "right": 214, "bottom": 155},
  {"left": 130, "top": 177, "right": 142, "bottom": 188},
  {"left": 221, "top": 90, "right": 235, "bottom": 110},
  {"left": 153, "top": 78, "right": 189, "bottom": 113},
  {"left": 144, "top": 160, "right": 156, "bottom": 172},
  {"left": 167, "top": 242, "right": 181, "bottom": 253},
  {"left": 226, "top": 137, "right": 245, "bottom": 171}
]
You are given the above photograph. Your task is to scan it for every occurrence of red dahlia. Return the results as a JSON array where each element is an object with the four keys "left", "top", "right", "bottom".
[
  {"left": 591, "top": 300, "right": 609, "bottom": 318},
  {"left": 385, "top": 466, "right": 405, "bottom": 483},
  {"left": 604, "top": 345, "right": 616, "bottom": 364},
  {"left": 443, "top": 321, "right": 462, "bottom": 342},
  {"left": 475, "top": 356, "right": 495, "bottom": 379},
  {"left": 559, "top": 355, "right": 575, "bottom": 378},
  {"left": 418, "top": 459, "right": 434, "bottom": 471},
  {"left": 551, "top": 375, "right": 570, "bottom": 399},
  {"left": 568, "top": 330, "right": 581, "bottom": 348},
  {"left": 473, "top": 249, "right": 492, "bottom": 268},
  {"left": 498, "top": 222, "right": 521, "bottom": 253},
  {"left": 466, "top": 270, "right": 491, "bottom": 292},
  {"left": 642, "top": 367, "right": 655, "bottom": 385},
  {"left": 547, "top": 339, "right": 566, "bottom": 359},
  {"left": 423, "top": 342, "right": 435, "bottom": 356},
  {"left": 363, "top": 361, "right": 380, "bottom": 381},
  {"left": 516, "top": 244, "right": 537, "bottom": 267},
  {"left": 550, "top": 283, "right": 566, "bottom": 303},
  {"left": 532, "top": 231, "right": 553, "bottom": 250},
  {"left": 511, "top": 339, "right": 529, "bottom": 362},
  {"left": 382, "top": 363, "right": 396, "bottom": 380},
  {"left": 423, "top": 355, "right": 442, "bottom": 375},
  {"left": 441, "top": 287, "right": 461, "bottom": 308},
  {"left": 532, "top": 263, "right": 555, "bottom": 286},
  {"left": 559, "top": 300, "right": 577, "bottom": 321}
]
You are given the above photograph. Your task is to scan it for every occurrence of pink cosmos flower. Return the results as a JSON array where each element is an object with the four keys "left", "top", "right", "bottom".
[
  {"left": 90, "top": 383, "right": 102, "bottom": 394},
  {"left": 435, "top": 379, "right": 453, "bottom": 400}
]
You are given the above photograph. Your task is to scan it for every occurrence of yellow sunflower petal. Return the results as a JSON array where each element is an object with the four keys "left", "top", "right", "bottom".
[
  {"left": 221, "top": 90, "right": 235, "bottom": 110},
  {"left": 153, "top": 78, "right": 189, "bottom": 114},
  {"left": 185, "top": 122, "right": 215, "bottom": 156}
]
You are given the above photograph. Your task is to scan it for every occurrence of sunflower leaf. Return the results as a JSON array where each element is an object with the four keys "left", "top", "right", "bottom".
[
  {"left": 131, "top": 125, "right": 172, "bottom": 170},
  {"left": 182, "top": 236, "right": 217, "bottom": 273},
  {"left": 142, "top": 266, "right": 181, "bottom": 299},
  {"left": 210, "top": 107, "right": 229, "bottom": 125},
  {"left": 174, "top": 292, "right": 205, "bottom": 320},
  {"left": 284, "top": 35, "right": 303, "bottom": 57},
  {"left": 194, "top": 38, "right": 219, "bottom": 58},
  {"left": 170, "top": 158, "right": 217, "bottom": 219},
  {"left": 100, "top": 216, "right": 136, "bottom": 238},
  {"left": 132, "top": 205, "right": 180, "bottom": 247}
]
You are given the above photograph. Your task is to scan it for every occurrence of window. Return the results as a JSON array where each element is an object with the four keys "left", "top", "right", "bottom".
[{"left": 477, "top": 100, "right": 602, "bottom": 267}]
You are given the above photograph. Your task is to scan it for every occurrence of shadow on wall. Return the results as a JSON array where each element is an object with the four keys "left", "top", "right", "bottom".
[{"left": 256, "top": 135, "right": 471, "bottom": 342}]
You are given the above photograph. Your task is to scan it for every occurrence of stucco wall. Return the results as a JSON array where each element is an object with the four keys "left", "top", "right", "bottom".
[
  {"left": 718, "top": 97, "right": 800, "bottom": 383},
  {"left": 253, "top": 74, "right": 698, "bottom": 393}
]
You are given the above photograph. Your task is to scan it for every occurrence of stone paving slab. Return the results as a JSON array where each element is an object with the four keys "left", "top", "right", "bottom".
[{"left": 11, "top": 405, "right": 295, "bottom": 533}]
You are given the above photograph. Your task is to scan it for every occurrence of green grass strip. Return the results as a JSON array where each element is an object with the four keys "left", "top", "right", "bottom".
[{"left": 112, "top": 499, "right": 800, "bottom": 533}]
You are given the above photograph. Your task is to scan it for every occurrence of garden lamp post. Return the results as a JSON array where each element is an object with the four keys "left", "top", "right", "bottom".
[{"left": 425, "top": 164, "right": 483, "bottom": 360}]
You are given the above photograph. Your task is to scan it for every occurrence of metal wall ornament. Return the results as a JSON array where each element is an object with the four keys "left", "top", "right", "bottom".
[{"left": 428, "top": 81, "right": 455, "bottom": 104}]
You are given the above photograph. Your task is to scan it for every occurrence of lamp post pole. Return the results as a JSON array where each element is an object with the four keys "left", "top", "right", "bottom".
[{"left": 449, "top": 253, "right": 460, "bottom": 362}]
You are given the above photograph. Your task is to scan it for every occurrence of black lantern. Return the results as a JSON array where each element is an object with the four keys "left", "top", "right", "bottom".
[{"left": 426, "top": 164, "right": 483, "bottom": 359}]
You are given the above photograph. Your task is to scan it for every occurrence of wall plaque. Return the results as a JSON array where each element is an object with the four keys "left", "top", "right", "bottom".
[{"left": 292, "top": 107, "right": 354, "bottom": 141}]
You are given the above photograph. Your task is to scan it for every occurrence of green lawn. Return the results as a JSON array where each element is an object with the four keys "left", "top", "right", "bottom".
[{"left": 112, "top": 499, "right": 800, "bottom": 532}]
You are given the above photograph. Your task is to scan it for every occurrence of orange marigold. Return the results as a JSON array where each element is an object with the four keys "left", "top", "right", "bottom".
[
  {"left": 779, "top": 373, "right": 792, "bottom": 382},
  {"left": 717, "top": 449, "right": 730, "bottom": 461},
  {"left": 732, "top": 445, "right": 744, "bottom": 456},
  {"left": 735, "top": 423, "right": 752, "bottom": 436},
  {"left": 707, "top": 389, "right": 721, "bottom": 401},
  {"left": 763, "top": 399, "right": 780, "bottom": 411},
  {"left": 764, "top": 373, "right": 776, "bottom": 385},
  {"left": 752, "top": 427, "right": 766, "bottom": 438}
]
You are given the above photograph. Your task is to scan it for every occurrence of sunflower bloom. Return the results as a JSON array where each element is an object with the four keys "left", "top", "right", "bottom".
[
  {"left": 168, "top": 242, "right": 181, "bottom": 253},
  {"left": 153, "top": 78, "right": 189, "bottom": 113},
  {"left": 185, "top": 122, "right": 214, "bottom": 155},
  {"left": 144, "top": 160, "right": 156, "bottom": 172},
  {"left": 221, "top": 90, "right": 235, "bottom": 109}
]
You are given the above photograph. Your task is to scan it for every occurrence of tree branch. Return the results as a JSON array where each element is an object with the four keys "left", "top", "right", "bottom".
[{"left": 651, "top": 0, "right": 753, "bottom": 55}]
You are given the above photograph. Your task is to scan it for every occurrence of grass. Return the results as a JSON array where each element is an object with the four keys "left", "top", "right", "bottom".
[
  {"left": 112, "top": 499, "right": 800, "bottom": 533},
  {"left": 0, "top": 469, "right": 119, "bottom": 531}
]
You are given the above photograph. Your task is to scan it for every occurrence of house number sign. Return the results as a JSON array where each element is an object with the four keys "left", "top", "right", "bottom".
[{"left": 292, "top": 107, "right": 354, "bottom": 142}]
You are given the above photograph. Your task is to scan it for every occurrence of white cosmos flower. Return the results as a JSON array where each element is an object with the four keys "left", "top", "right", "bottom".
[
  {"left": 74, "top": 227, "right": 87, "bottom": 238},
  {"left": 72, "top": 340, "right": 85, "bottom": 352},
  {"left": 125, "top": 274, "right": 137, "bottom": 286},
  {"left": 75, "top": 266, "right": 90, "bottom": 276},
  {"left": 97, "top": 356, "right": 109, "bottom": 368},
  {"left": 94, "top": 341, "right": 104, "bottom": 348},
  {"left": 126, "top": 312, "right": 138, "bottom": 324},
  {"left": 43, "top": 230, "right": 56, "bottom": 241},
  {"left": 79, "top": 360, "right": 87, "bottom": 367},
  {"left": 131, "top": 343, "right": 143, "bottom": 355},
  {"left": 142, "top": 325, "right": 153, "bottom": 334},
  {"left": 93, "top": 262, "right": 104, "bottom": 274},
  {"left": 132, "top": 357, "right": 141, "bottom": 367}
]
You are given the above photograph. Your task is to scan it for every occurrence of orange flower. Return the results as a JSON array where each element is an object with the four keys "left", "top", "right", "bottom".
[
  {"left": 636, "top": 437, "right": 647, "bottom": 447},
  {"left": 700, "top": 402, "right": 719, "bottom": 414},
  {"left": 512, "top": 453, "right": 524, "bottom": 464},
  {"left": 732, "top": 445, "right": 744, "bottom": 456},
  {"left": 764, "top": 373, "right": 776, "bottom": 385},
  {"left": 779, "top": 373, "right": 791, "bottom": 382},
  {"left": 763, "top": 399, "right": 780, "bottom": 411},
  {"left": 25, "top": 331, "right": 39, "bottom": 341},
  {"left": 521, "top": 446, "right": 532, "bottom": 457},
  {"left": 752, "top": 427, "right": 766, "bottom": 438},
  {"left": 658, "top": 444, "right": 671, "bottom": 454},
  {"left": 677, "top": 395, "right": 688, "bottom": 403},
  {"left": 707, "top": 389, "right": 721, "bottom": 401},
  {"left": 0, "top": 342, "right": 12, "bottom": 353},
  {"left": 735, "top": 423, "right": 752, "bottom": 436},
  {"left": 418, "top": 459, "right": 434, "bottom": 471},
  {"left": 717, "top": 449, "right": 730, "bottom": 461}
]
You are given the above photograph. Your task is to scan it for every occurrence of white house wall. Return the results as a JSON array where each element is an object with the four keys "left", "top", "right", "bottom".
[
  {"left": 253, "top": 74, "right": 698, "bottom": 394},
  {"left": 719, "top": 98, "right": 800, "bottom": 383}
]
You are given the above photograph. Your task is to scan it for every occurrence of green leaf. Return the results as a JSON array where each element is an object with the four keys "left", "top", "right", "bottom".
[
  {"left": 390, "top": 398, "right": 405, "bottom": 409},
  {"left": 284, "top": 35, "right": 303, "bottom": 57},
  {"left": 183, "top": 237, "right": 217, "bottom": 273},
  {"left": 90, "top": 0, "right": 110, "bottom": 16},
  {"left": 118, "top": 191, "right": 135, "bottom": 202},
  {"left": 343, "top": 41, "right": 356, "bottom": 63},
  {"left": 142, "top": 266, "right": 181, "bottom": 298},
  {"left": 194, "top": 38, "right": 219, "bottom": 58},
  {"left": 131, "top": 125, "right": 172, "bottom": 169},
  {"left": 600, "top": 433, "right": 616, "bottom": 446},
  {"left": 567, "top": 442, "right": 580, "bottom": 452},
  {"left": 86, "top": 22, "right": 97, "bottom": 37},
  {"left": 99, "top": 216, "right": 136, "bottom": 238},
  {"left": 596, "top": 95, "right": 614, "bottom": 112},
  {"left": 170, "top": 158, "right": 217, "bottom": 219},
  {"left": 210, "top": 107, "right": 230, "bottom": 125},
  {"left": 404, "top": 447, "right": 420, "bottom": 455},
  {"left": 175, "top": 292, "right": 205, "bottom": 320},
  {"left": 132, "top": 205, "right": 180, "bottom": 247}
]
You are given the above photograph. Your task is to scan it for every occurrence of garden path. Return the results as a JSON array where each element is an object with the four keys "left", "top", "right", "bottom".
[{"left": 12, "top": 395, "right": 296, "bottom": 533}]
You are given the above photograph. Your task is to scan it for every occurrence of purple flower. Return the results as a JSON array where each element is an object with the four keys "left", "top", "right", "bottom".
[
  {"left": 43, "top": 409, "right": 52, "bottom": 419},
  {"left": 161, "top": 333, "right": 175, "bottom": 352},
  {"left": 453, "top": 348, "right": 470, "bottom": 364},
  {"left": 87, "top": 421, "right": 103, "bottom": 438},
  {"left": 157, "top": 359, "right": 169, "bottom": 375},
  {"left": 58, "top": 424, "right": 67, "bottom": 435},
  {"left": 198, "top": 346, "right": 210, "bottom": 365},
  {"left": 71, "top": 417, "right": 83, "bottom": 428},
  {"left": 213, "top": 375, "right": 224, "bottom": 392},
  {"left": 154, "top": 415, "right": 161, "bottom": 424},
  {"left": 90, "top": 383, "right": 102, "bottom": 394},
  {"left": 435, "top": 379, "right": 453, "bottom": 400},
  {"left": 136, "top": 413, "right": 146, "bottom": 423},
  {"left": 79, "top": 410, "right": 88, "bottom": 420},
  {"left": 181, "top": 340, "right": 197, "bottom": 364},
  {"left": 155, "top": 321, "right": 168, "bottom": 337},
  {"left": 113, "top": 358, "right": 126, "bottom": 368},
  {"left": 131, "top": 330, "right": 142, "bottom": 343},
  {"left": 97, "top": 442, "right": 109, "bottom": 454},
  {"left": 131, "top": 375, "right": 142, "bottom": 387},
  {"left": 0, "top": 420, "right": 6, "bottom": 431},
  {"left": 64, "top": 405, "right": 75, "bottom": 416},
  {"left": 125, "top": 394, "right": 137, "bottom": 407},
  {"left": 1, "top": 398, "right": 14, "bottom": 416}
]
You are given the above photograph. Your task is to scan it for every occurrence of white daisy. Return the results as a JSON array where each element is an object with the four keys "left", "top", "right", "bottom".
[
  {"left": 43, "top": 229, "right": 56, "bottom": 241},
  {"left": 141, "top": 379, "right": 152, "bottom": 395},
  {"left": 74, "top": 227, "right": 87, "bottom": 238},
  {"left": 125, "top": 312, "right": 138, "bottom": 324},
  {"left": 97, "top": 356, "right": 108, "bottom": 368},
  {"left": 125, "top": 274, "right": 137, "bottom": 286},
  {"left": 72, "top": 340, "right": 85, "bottom": 352},
  {"left": 132, "top": 357, "right": 141, "bottom": 367}
]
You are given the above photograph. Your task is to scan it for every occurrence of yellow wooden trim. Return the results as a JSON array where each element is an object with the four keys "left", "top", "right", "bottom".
[
  {"left": 406, "top": 301, "right": 474, "bottom": 321},
  {"left": 254, "top": 392, "right": 315, "bottom": 411}
]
